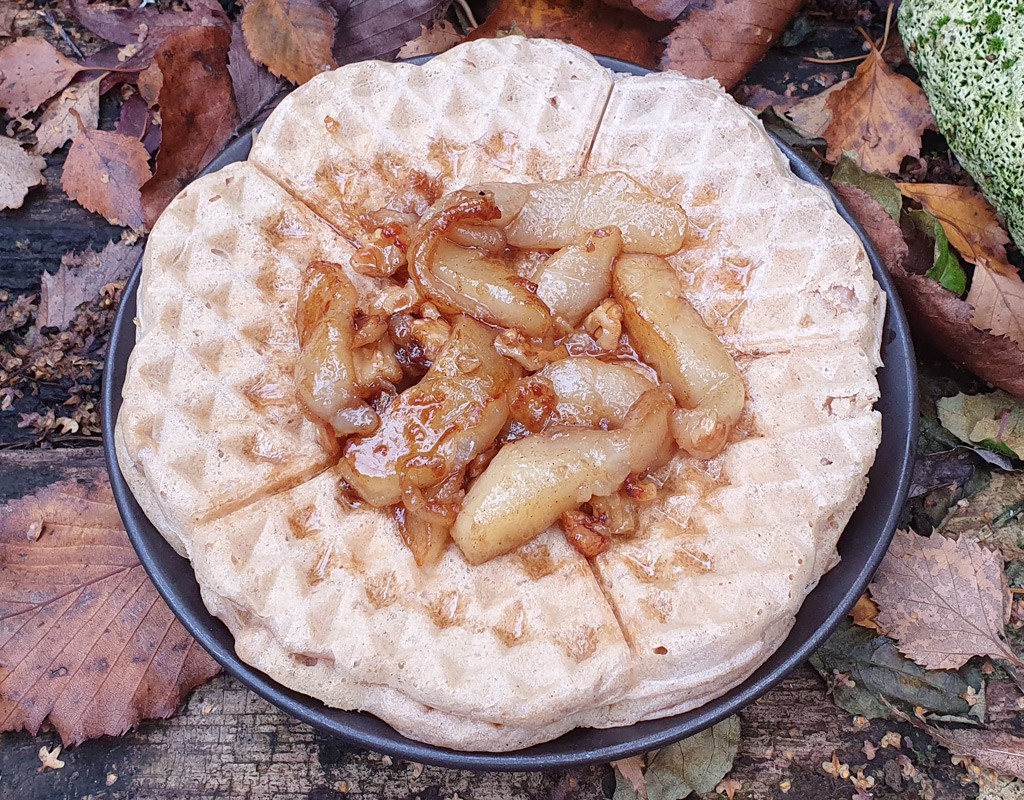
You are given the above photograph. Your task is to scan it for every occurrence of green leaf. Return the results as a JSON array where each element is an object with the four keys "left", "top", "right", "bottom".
[
  {"left": 831, "top": 152, "right": 904, "bottom": 222},
  {"left": 909, "top": 208, "right": 968, "bottom": 294},
  {"left": 937, "top": 390, "right": 1024, "bottom": 460},
  {"left": 646, "top": 716, "right": 740, "bottom": 800},
  {"left": 810, "top": 621, "right": 974, "bottom": 719}
]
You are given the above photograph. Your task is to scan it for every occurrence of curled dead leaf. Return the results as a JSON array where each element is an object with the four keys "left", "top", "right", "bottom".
[
  {"left": 659, "top": 0, "right": 804, "bottom": 90},
  {"left": 851, "top": 593, "right": 882, "bottom": 633},
  {"left": 0, "top": 475, "right": 220, "bottom": 745},
  {"left": 61, "top": 122, "right": 152, "bottom": 230},
  {"left": 0, "top": 38, "right": 84, "bottom": 117},
  {"left": 0, "top": 134, "right": 46, "bottom": 210},
  {"left": 242, "top": 0, "right": 338, "bottom": 84},
  {"left": 823, "top": 46, "right": 934, "bottom": 174}
]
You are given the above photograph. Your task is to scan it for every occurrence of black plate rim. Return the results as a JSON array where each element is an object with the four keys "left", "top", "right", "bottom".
[{"left": 102, "top": 54, "right": 918, "bottom": 771}]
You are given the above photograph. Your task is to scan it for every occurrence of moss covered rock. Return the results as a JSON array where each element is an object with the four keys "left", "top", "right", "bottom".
[{"left": 900, "top": 0, "right": 1024, "bottom": 246}]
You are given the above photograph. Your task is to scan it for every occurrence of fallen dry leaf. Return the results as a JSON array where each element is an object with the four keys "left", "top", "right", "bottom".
[
  {"left": 609, "top": 0, "right": 688, "bottom": 21},
  {"left": 1, "top": 2, "right": 17, "bottom": 37},
  {"left": 0, "top": 476, "right": 221, "bottom": 745},
  {"left": 941, "top": 471, "right": 1024, "bottom": 561},
  {"left": 646, "top": 716, "right": 741, "bottom": 800},
  {"left": 823, "top": 46, "right": 934, "bottom": 174},
  {"left": 898, "top": 184, "right": 1012, "bottom": 269},
  {"left": 38, "top": 744, "right": 65, "bottom": 770},
  {"left": 833, "top": 184, "right": 908, "bottom": 273},
  {"left": 242, "top": 0, "right": 338, "bottom": 84},
  {"left": 659, "top": 0, "right": 803, "bottom": 90},
  {"left": 716, "top": 777, "right": 742, "bottom": 800},
  {"left": 331, "top": 0, "right": 442, "bottom": 65},
  {"left": 613, "top": 756, "right": 648, "bottom": 800},
  {"left": 0, "top": 134, "right": 45, "bottom": 210},
  {"left": 0, "top": 38, "right": 85, "bottom": 117},
  {"left": 870, "top": 529, "right": 1020, "bottom": 671},
  {"left": 897, "top": 184, "right": 1024, "bottom": 346},
  {"left": 33, "top": 77, "right": 102, "bottom": 156},
  {"left": 141, "top": 25, "right": 238, "bottom": 227},
  {"left": 396, "top": 19, "right": 463, "bottom": 58},
  {"left": 970, "top": 265, "right": 1024, "bottom": 351},
  {"left": 66, "top": 0, "right": 227, "bottom": 46},
  {"left": 937, "top": 391, "right": 1024, "bottom": 461},
  {"left": 836, "top": 183, "right": 1024, "bottom": 398},
  {"left": 784, "top": 82, "right": 841, "bottom": 138},
  {"left": 227, "top": 20, "right": 283, "bottom": 126},
  {"left": 37, "top": 240, "right": 141, "bottom": 331},
  {"left": 929, "top": 728, "right": 1024, "bottom": 782},
  {"left": 470, "top": 0, "right": 671, "bottom": 70},
  {"left": 136, "top": 62, "right": 163, "bottom": 107},
  {"left": 62, "top": 124, "right": 151, "bottom": 230},
  {"left": 851, "top": 593, "right": 882, "bottom": 633}
]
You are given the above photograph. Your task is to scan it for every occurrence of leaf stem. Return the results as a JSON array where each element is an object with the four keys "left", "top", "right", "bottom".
[
  {"left": 451, "top": 0, "right": 478, "bottom": 30},
  {"left": 801, "top": 55, "right": 867, "bottom": 65}
]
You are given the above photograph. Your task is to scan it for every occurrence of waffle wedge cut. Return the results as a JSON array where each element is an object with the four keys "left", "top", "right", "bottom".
[
  {"left": 116, "top": 162, "right": 370, "bottom": 556},
  {"left": 186, "top": 468, "right": 633, "bottom": 751},
  {"left": 581, "top": 72, "right": 883, "bottom": 724},
  {"left": 115, "top": 37, "right": 887, "bottom": 751},
  {"left": 248, "top": 37, "right": 614, "bottom": 240}
]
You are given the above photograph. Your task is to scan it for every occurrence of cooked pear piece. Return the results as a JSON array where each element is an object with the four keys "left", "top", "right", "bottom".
[
  {"left": 451, "top": 388, "right": 673, "bottom": 565},
  {"left": 338, "top": 315, "right": 519, "bottom": 508},
  {"left": 612, "top": 253, "right": 745, "bottom": 458}
]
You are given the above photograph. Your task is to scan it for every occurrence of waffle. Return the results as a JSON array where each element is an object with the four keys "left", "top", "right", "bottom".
[
  {"left": 116, "top": 38, "right": 884, "bottom": 750},
  {"left": 248, "top": 36, "right": 614, "bottom": 240}
]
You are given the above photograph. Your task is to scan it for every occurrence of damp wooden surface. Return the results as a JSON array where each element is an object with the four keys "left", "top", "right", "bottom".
[{"left": 0, "top": 453, "right": 978, "bottom": 800}]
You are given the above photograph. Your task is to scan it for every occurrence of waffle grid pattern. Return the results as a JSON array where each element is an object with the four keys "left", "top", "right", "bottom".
[{"left": 117, "top": 40, "right": 884, "bottom": 749}]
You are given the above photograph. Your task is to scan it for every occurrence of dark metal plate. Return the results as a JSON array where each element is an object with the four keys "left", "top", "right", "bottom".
[{"left": 102, "top": 55, "right": 917, "bottom": 771}]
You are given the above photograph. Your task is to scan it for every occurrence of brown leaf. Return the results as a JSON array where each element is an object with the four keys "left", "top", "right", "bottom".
[
  {"left": 136, "top": 62, "right": 163, "bottom": 107},
  {"left": 609, "top": 0, "right": 689, "bottom": 21},
  {"left": 928, "top": 728, "right": 1024, "bottom": 781},
  {"left": 832, "top": 184, "right": 908, "bottom": 274},
  {"left": 62, "top": 124, "right": 151, "bottom": 230},
  {"left": 897, "top": 184, "right": 1024, "bottom": 349},
  {"left": 659, "top": 0, "right": 804, "bottom": 90},
  {"left": 33, "top": 77, "right": 101, "bottom": 156},
  {"left": 65, "top": 0, "right": 228, "bottom": 48},
  {"left": 1, "top": 2, "right": 18, "bottom": 37},
  {"left": 836, "top": 186, "right": 1024, "bottom": 398},
  {"left": 241, "top": 0, "right": 338, "bottom": 84},
  {"left": 823, "top": 46, "right": 934, "bottom": 174},
  {"left": 227, "top": 19, "right": 283, "bottom": 126},
  {"left": 613, "top": 756, "right": 649, "bottom": 800},
  {"left": 36, "top": 240, "right": 141, "bottom": 331},
  {"left": 0, "top": 134, "right": 45, "bottom": 210},
  {"left": 0, "top": 38, "right": 84, "bottom": 117},
  {"left": 470, "top": 0, "right": 672, "bottom": 70},
  {"left": 330, "top": 0, "right": 442, "bottom": 65},
  {"left": 396, "top": 19, "right": 463, "bottom": 58},
  {"left": 898, "top": 183, "right": 1012, "bottom": 269},
  {"left": 851, "top": 593, "right": 882, "bottom": 633},
  {"left": 141, "top": 25, "right": 238, "bottom": 227},
  {"left": 870, "top": 529, "right": 1017, "bottom": 670},
  {"left": 0, "top": 475, "right": 220, "bottom": 745},
  {"left": 784, "top": 82, "right": 842, "bottom": 138}
]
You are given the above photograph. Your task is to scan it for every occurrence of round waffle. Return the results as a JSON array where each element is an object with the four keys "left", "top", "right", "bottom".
[{"left": 116, "top": 37, "right": 883, "bottom": 751}]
